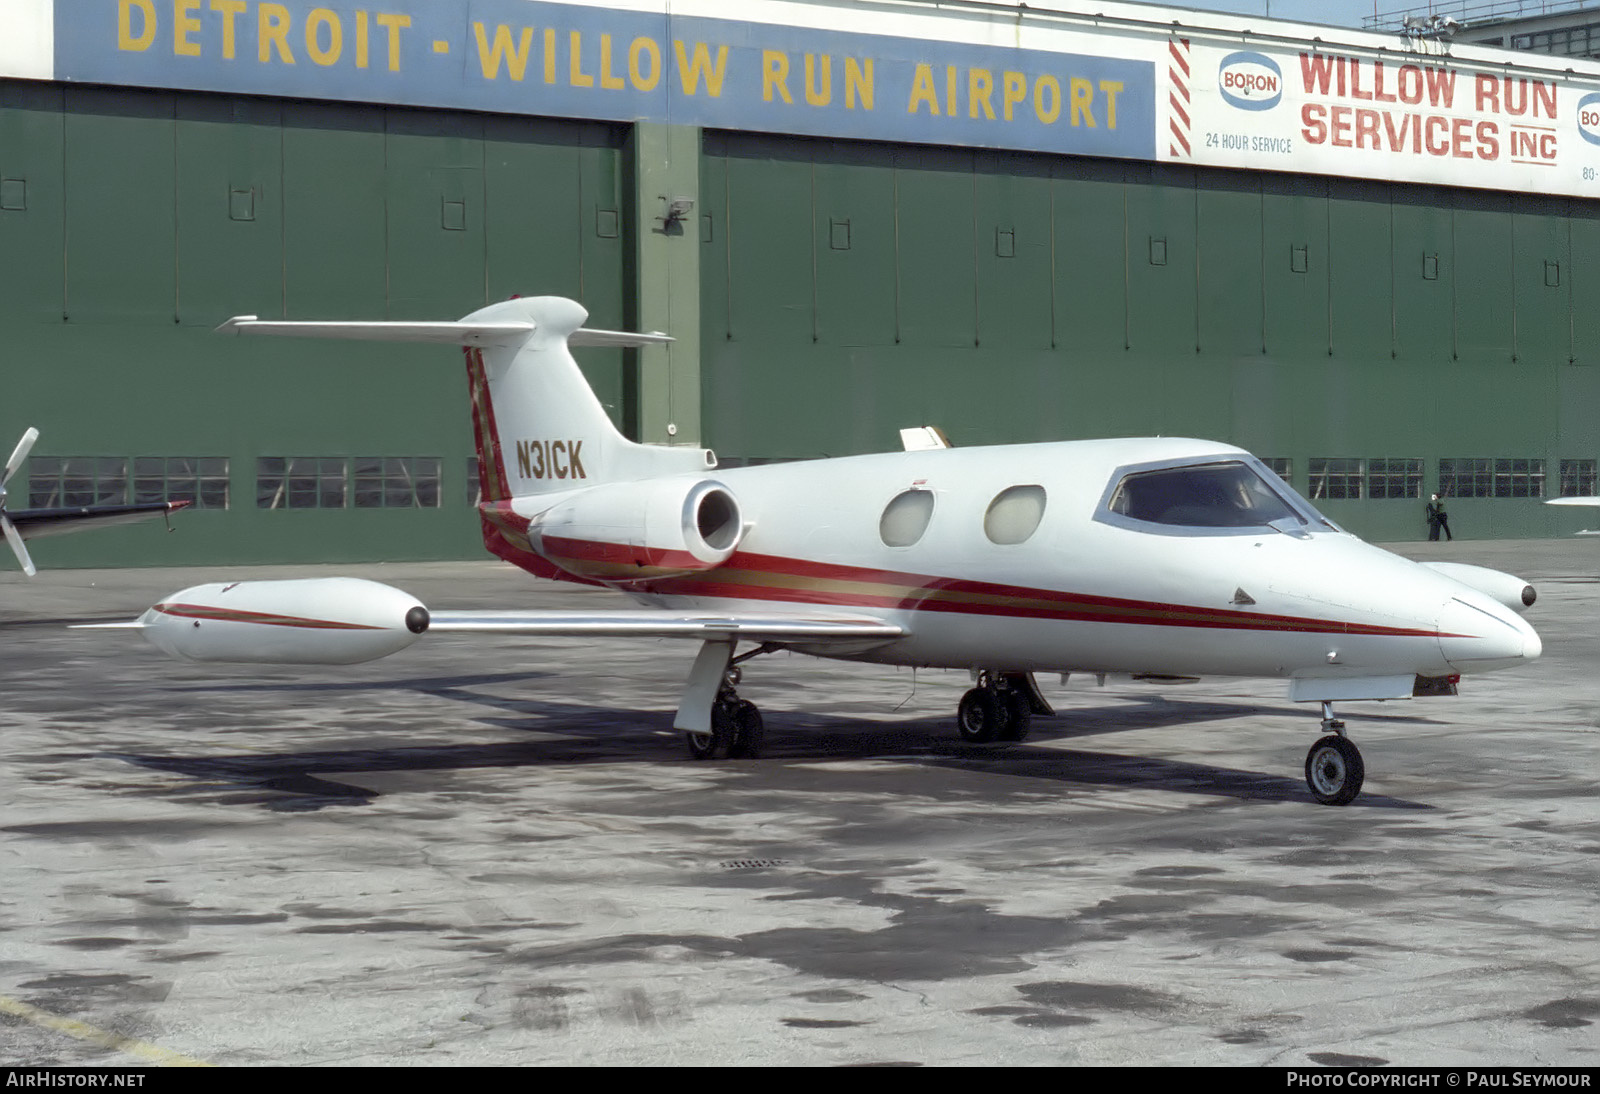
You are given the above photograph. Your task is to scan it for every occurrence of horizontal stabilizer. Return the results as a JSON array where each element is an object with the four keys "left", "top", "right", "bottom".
[
  {"left": 425, "top": 610, "right": 902, "bottom": 644},
  {"left": 1547, "top": 496, "right": 1600, "bottom": 507},
  {"left": 215, "top": 316, "right": 671, "bottom": 349}
]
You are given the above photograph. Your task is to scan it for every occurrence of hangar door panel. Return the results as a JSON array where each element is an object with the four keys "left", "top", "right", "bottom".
[
  {"left": 0, "top": 82, "right": 64, "bottom": 323},
  {"left": 64, "top": 87, "right": 176, "bottom": 322},
  {"left": 176, "top": 97, "right": 284, "bottom": 326}
]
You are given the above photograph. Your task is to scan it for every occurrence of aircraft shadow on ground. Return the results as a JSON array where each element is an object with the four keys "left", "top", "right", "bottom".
[{"left": 108, "top": 687, "right": 1432, "bottom": 812}]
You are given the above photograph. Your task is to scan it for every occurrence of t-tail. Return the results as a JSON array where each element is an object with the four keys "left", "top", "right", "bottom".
[{"left": 216, "top": 296, "right": 736, "bottom": 583}]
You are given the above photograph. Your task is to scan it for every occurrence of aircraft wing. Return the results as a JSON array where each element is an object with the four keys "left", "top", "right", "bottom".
[
  {"left": 1546, "top": 497, "right": 1600, "bottom": 506},
  {"left": 425, "top": 609, "right": 903, "bottom": 645},
  {"left": 10, "top": 500, "right": 191, "bottom": 541}
]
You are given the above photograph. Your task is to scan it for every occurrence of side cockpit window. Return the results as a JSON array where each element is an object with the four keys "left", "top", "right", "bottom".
[{"left": 1109, "top": 461, "right": 1300, "bottom": 529}]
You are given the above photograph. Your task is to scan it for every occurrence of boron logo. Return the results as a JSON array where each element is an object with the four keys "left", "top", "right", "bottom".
[
  {"left": 1218, "top": 51, "right": 1282, "bottom": 111},
  {"left": 1579, "top": 92, "right": 1600, "bottom": 146}
]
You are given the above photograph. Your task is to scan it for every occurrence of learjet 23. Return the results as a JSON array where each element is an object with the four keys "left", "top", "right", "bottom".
[{"left": 88, "top": 296, "right": 1543, "bottom": 805}]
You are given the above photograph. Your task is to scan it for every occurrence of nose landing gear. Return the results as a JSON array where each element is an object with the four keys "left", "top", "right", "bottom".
[{"left": 1304, "top": 702, "right": 1365, "bottom": 805}]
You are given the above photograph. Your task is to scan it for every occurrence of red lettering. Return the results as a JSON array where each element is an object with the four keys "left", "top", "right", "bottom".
[
  {"left": 1397, "top": 65, "right": 1423, "bottom": 105},
  {"left": 1476, "top": 72, "right": 1501, "bottom": 114},
  {"left": 1383, "top": 111, "right": 1415, "bottom": 153},
  {"left": 1452, "top": 116, "right": 1474, "bottom": 158},
  {"left": 1330, "top": 104, "right": 1353, "bottom": 147},
  {"left": 1425, "top": 114, "right": 1451, "bottom": 156},
  {"left": 1355, "top": 107, "right": 1381, "bottom": 148},
  {"left": 1425, "top": 66, "right": 1456, "bottom": 108},
  {"left": 1534, "top": 81, "right": 1557, "bottom": 120},
  {"left": 1300, "top": 102, "right": 1327, "bottom": 143},
  {"left": 1350, "top": 59, "right": 1371, "bottom": 101},
  {"left": 1479, "top": 121, "right": 1500, "bottom": 160},
  {"left": 1300, "top": 52, "right": 1336, "bottom": 95},
  {"left": 1371, "top": 61, "right": 1396, "bottom": 103}
]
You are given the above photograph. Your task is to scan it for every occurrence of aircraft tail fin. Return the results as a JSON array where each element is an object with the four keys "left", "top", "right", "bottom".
[{"left": 216, "top": 296, "right": 715, "bottom": 503}]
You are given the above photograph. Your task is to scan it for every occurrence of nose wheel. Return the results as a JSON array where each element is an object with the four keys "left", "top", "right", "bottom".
[{"left": 1304, "top": 703, "right": 1365, "bottom": 805}]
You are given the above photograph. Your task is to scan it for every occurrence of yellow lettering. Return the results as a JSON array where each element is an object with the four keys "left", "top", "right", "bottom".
[
  {"left": 762, "top": 50, "right": 792, "bottom": 104},
  {"left": 211, "top": 0, "right": 245, "bottom": 60},
  {"left": 375, "top": 12, "right": 409, "bottom": 72},
  {"left": 946, "top": 65, "right": 958, "bottom": 117},
  {"left": 544, "top": 28, "right": 556, "bottom": 84},
  {"left": 1034, "top": 75, "right": 1061, "bottom": 124},
  {"left": 845, "top": 57, "right": 873, "bottom": 110},
  {"left": 908, "top": 63, "right": 940, "bottom": 116},
  {"left": 673, "top": 41, "right": 727, "bottom": 97},
  {"left": 305, "top": 8, "right": 341, "bottom": 67},
  {"left": 118, "top": 0, "right": 156, "bottom": 52},
  {"left": 599, "top": 34, "right": 625, "bottom": 90},
  {"left": 1070, "top": 77, "right": 1095, "bottom": 127},
  {"left": 259, "top": 3, "right": 294, "bottom": 64},
  {"left": 628, "top": 37, "right": 660, "bottom": 91},
  {"left": 1099, "top": 79, "right": 1124, "bottom": 128},
  {"left": 804, "top": 53, "right": 830, "bottom": 106},
  {"left": 173, "top": 0, "right": 202, "bottom": 57},
  {"left": 473, "top": 23, "right": 532, "bottom": 81},
  {"left": 569, "top": 30, "right": 593, "bottom": 87},
  {"left": 1002, "top": 71, "right": 1026, "bottom": 121},
  {"left": 968, "top": 68, "right": 994, "bottom": 120},
  {"left": 355, "top": 9, "right": 368, "bottom": 68}
]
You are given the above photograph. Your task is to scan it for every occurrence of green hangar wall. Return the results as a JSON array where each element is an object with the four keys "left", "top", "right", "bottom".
[
  {"left": 6, "top": 0, "right": 1600, "bottom": 568},
  {"left": 697, "top": 131, "right": 1600, "bottom": 543}
]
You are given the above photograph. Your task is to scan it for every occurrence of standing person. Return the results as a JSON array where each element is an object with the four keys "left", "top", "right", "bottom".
[{"left": 1426, "top": 494, "right": 1453, "bottom": 541}]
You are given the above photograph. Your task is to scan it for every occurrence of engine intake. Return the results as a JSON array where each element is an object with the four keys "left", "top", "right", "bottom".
[{"left": 531, "top": 478, "right": 745, "bottom": 581}]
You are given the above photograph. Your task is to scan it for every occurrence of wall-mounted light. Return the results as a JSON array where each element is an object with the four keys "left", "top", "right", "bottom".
[{"left": 661, "top": 196, "right": 694, "bottom": 227}]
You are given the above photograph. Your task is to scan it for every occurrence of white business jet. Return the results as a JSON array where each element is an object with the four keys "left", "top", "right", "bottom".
[{"left": 90, "top": 297, "right": 1542, "bottom": 805}]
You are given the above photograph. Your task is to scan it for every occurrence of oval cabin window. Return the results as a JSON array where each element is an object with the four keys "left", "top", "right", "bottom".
[
  {"left": 984, "top": 485, "right": 1047, "bottom": 545},
  {"left": 880, "top": 489, "right": 935, "bottom": 547}
]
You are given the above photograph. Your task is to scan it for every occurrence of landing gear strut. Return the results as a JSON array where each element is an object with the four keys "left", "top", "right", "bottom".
[
  {"left": 684, "top": 660, "right": 766, "bottom": 761},
  {"left": 1304, "top": 701, "right": 1365, "bottom": 806},
  {"left": 956, "top": 671, "right": 1040, "bottom": 744}
]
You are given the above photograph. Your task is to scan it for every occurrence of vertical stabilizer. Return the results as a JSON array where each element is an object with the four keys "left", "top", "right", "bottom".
[{"left": 460, "top": 297, "right": 714, "bottom": 502}]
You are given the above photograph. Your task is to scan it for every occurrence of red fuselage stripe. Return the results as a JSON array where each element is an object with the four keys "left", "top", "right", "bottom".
[{"left": 154, "top": 603, "right": 382, "bottom": 630}]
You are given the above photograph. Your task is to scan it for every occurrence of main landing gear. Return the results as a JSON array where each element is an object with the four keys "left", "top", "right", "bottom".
[
  {"left": 956, "top": 671, "right": 1048, "bottom": 744},
  {"left": 684, "top": 662, "right": 766, "bottom": 761},
  {"left": 1304, "top": 701, "right": 1365, "bottom": 806}
]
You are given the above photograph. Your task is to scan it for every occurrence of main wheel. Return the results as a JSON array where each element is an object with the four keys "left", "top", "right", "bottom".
[
  {"left": 687, "top": 701, "right": 739, "bottom": 760},
  {"left": 998, "top": 691, "right": 1033, "bottom": 742},
  {"left": 726, "top": 700, "right": 765, "bottom": 759},
  {"left": 1305, "top": 734, "right": 1365, "bottom": 806},
  {"left": 956, "top": 688, "right": 1009, "bottom": 743}
]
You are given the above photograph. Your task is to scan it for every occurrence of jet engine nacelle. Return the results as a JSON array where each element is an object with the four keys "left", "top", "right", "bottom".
[
  {"left": 136, "top": 578, "right": 429, "bottom": 664},
  {"left": 530, "top": 478, "right": 744, "bottom": 581},
  {"left": 1424, "top": 562, "right": 1537, "bottom": 614}
]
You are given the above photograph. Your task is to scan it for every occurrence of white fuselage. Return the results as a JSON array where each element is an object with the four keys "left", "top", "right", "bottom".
[{"left": 511, "top": 437, "right": 1539, "bottom": 683}]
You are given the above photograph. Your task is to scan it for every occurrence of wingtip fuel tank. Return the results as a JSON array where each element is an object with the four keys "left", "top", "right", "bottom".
[{"left": 135, "top": 578, "right": 428, "bottom": 665}]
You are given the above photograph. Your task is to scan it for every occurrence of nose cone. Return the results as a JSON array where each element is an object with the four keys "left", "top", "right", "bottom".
[{"left": 1437, "top": 594, "right": 1542, "bottom": 673}]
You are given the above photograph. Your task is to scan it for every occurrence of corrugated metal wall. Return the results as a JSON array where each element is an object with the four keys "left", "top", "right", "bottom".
[
  {"left": 0, "top": 81, "right": 628, "bottom": 565},
  {"left": 699, "top": 130, "right": 1600, "bottom": 541}
]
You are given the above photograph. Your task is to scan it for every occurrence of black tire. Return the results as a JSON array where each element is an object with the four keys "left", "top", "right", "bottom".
[
  {"left": 999, "top": 691, "right": 1033, "bottom": 742},
  {"left": 726, "top": 700, "right": 765, "bottom": 759},
  {"left": 1305, "top": 734, "right": 1365, "bottom": 806},
  {"left": 956, "top": 688, "right": 1008, "bottom": 743},
  {"left": 687, "top": 701, "right": 739, "bottom": 760}
]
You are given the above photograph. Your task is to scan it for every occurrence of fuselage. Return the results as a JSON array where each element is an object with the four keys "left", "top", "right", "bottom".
[{"left": 490, "top": 437, "right": 1540, "bottom": 683}]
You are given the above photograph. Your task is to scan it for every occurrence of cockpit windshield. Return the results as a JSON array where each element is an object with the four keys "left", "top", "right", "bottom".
[{"left": 1108, "top": 461, "right": 1303, "bottom": 529}]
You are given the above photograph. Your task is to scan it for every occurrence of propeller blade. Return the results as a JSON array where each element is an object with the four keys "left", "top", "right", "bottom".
[
  {"left": 4, "top": 427, "right": 39, "bottom": 486},
  {"left": 1, "top": 513, "right": 37, "bottom": 577}
]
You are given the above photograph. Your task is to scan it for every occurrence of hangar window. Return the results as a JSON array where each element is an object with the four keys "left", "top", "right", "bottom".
[
  {"left": 1366, "top": 458, "right": 1422, "bottom": 500},
  {"left": 880, "top": 489, "right": 935, "bottom": 547},
  {"left": 1260, "top": 458, "right": 1292, "bottom": 485},
  {"left": 134, "top": 457, "right": 230, "bottom": 509},
  {"left": 257, "top": 457, "right": 347, "bottom": 509},
  {"left": 984, "top": 485, "right": 1047, "bottom": 544},
  {"left": 1438, "top": 457, "right": 1545, "bottom": 499},
  {"left": 1492, "top": 458, "right": 1545, "bottom": 498},
  {"left": 1309, "top": 458, "right": 1364, "bottom": 500},
  {"left": 1108, "top": 461, "right": 1300, "bottom": 529},
  {"left": 27, "top": 457, "right": 127, "bottom": 508},
  {"left": 1559, "top": 459, "right": 1597, "bottom": 497},
  {"left": 353, "top": 457, "right": 442, "bottom": 508}
]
